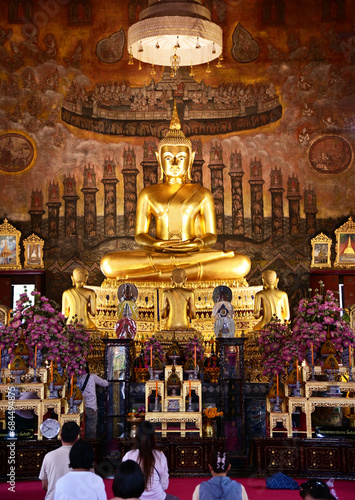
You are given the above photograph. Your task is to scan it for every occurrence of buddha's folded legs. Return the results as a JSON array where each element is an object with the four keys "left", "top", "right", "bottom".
[{"left": 100, "top": 249, "right": 251, "bottom": 282}]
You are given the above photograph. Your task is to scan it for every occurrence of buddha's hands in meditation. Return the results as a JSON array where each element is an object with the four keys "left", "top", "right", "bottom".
[{"left": 152, "top": 237, "right": 204, "bottom": 253}]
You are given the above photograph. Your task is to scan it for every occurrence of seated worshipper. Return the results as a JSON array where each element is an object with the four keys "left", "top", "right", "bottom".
[
  {"left": 111, "top": 460, "right": 145, "bottom": 500},
  {"left": 299, "top": 479, "right": 337, "bottom": 500},
  {"left": 54, "top": 440, "right": 107, "bottom": 500},
  {"left": 39, "top": 421, "right": 80, "bottom": 500},
  {"left": 122, "top": 421, "right": 180, "bottom": 500},
  {"left": 77, "top": 363, "right": 109, "bottom": 439},
  {"left": 192, "top": 451, "right": 249, "bottom": 500}
]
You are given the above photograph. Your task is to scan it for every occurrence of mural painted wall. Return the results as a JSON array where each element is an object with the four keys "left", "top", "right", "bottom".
[{"left": 0, "top": 0, "right": 354, "bottom": 308}]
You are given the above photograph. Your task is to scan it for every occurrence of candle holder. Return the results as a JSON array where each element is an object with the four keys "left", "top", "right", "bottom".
[
  {"left": 32, "top": 366, "right": 38, "bottom": 383},
  {"left": 311, "top": 365, "right": 315, "bottom": 381},
  {"left": 270, "top": 395, "right": 282, "bottom": 412},
  {"left": 48, "top": 382, "right": 57, "bottom": 398},
  {"left": 68, "top": 396, "right": 81, "bottom": 413},
  {"left": 153, "top": 396, "right": 160, "bottom": 412},
  {"left": 349, "top": 367, "right": 353, "bottom": 382},
  {"left": 291, "top": 380, "right": 301, "bottom": 397},
  {"left": 187, "top": 396, "right": 193, "bottom": 412},
  {"left": 193, "top": 366, "right": 199, "bottom": 380},
  {"left": 149, "top": 367, "right": 153, "bottom": 380}
]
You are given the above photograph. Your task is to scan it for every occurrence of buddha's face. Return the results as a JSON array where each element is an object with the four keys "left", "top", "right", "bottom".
[{"left": 158, "top": 145, "right": 194, "bottom": 179}]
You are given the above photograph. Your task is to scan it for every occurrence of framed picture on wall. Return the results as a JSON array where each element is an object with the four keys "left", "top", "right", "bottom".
[
  {"left": 23, "top": 233, "right": 44, "bottom": 269},
  {"left": 311, "top": 233, "right": 332, "bottom": 268},
  {"left": 0, "top": 219, "right": 21, "bottom": 270},
  {"left": 334, "top": 217, "right": 355, "bottom": 269}
]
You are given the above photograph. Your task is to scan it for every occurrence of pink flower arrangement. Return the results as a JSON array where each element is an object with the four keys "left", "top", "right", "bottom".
[
  {"left": 292, "top": 289, "right": 355, "bottom": 361},
  {"left": 258, "top": 317, "right": 293, "bottom": 376},
  {"left": 0, "top": 291, "right": 91, "bottom": 376}
]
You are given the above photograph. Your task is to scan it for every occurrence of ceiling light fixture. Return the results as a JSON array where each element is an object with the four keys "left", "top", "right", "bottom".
[{"left": 127, "top": 0, "right": 223, "bottom": 76}]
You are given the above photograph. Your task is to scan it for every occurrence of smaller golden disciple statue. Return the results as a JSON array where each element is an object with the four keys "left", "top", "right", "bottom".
[
  {"left": 253, "top": 270, "right": 290, "bottom": 330},
  {"left": 161, "top": 268, "right": 195, "bottom": 330},
  {"left": 100, "top": 103, "right": 251, "bottom": 282},
  {"left": 62, "top": 267, "right": 97, "bottom": 329}
]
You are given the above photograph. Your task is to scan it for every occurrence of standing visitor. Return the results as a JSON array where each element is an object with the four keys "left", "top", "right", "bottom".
[
  {"left": 122, "top": 421, "right": 180, "bottom": 500},
  {"left": 77, "top": 363, "right": 109, "bottom": 439}
]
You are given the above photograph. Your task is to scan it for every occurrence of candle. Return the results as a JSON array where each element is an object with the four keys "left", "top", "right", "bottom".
[
  {"left": 350, "top": 346, "right": 352, "bottom": 368},
  {"left": 194, "top": 346, "right": 197, "bottom": 367},
  {"left": 276, "top": 374, "right": 279, "bottom": 397},
  {"left": 150, "top": 346, "right": 153, "bottom": 367},
  {"left": 155, "top": 380, "right": 158, "bottom": 397},
  {"left": 189, "top": 379, "right": 191, "bottom": 398},
  {"left": 34, "top": 345, "right": 37, "bottom": 369},
  {"left": 296, "top": 359, "right": 299, "bottom": 382},
  {"left": 311, "top": 343, "right": 314, "bottom": 365},
  {"left": 50, "top": 361, "right": 53, "bottom": 382},
  {"left": 70, "top": 375, "right": 74, "bottom": 397}
]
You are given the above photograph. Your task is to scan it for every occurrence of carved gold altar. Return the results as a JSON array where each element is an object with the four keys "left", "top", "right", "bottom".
[
  {"left": 267, "top": 365, "right": 355, "bottom": 438},
  {"left": 144, "top": 365, "right": 203, "bottom": 437},
  {"left": 0, "top": 368, "right": 83, "bottom": 438}
]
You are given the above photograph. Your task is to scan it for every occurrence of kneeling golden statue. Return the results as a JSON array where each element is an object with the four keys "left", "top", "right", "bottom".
[{"left": 100, "top": 104, "right": 251, "bottom": 282}]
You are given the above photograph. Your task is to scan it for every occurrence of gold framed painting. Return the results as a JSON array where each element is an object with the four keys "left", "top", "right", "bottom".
[
  {"left": 23, "top": 233, "right": 44, "bottom": 269},
  {"left": 334, "top": 216, "right": 355, "bottom": 269},
  {"left": 0, "top": 219, "right": 21, "bottom": 270},
  {"left": 311, "top": 233, "right": 332, "bottom": 268}
]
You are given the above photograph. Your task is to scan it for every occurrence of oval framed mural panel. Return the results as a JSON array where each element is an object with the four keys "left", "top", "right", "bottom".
[
  {"left": 308, "top": 135, "right": 352, "bottom": 174},
  {"left": 0, "top": 132, "right": 35, "bottom": 173}
]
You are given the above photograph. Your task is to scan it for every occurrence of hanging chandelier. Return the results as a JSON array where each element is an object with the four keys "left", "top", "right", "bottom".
[{"left": 127, "top": 0, "right": 223, "bottom": 75}]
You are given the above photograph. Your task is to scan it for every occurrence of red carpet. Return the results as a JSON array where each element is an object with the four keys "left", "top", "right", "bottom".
[{"left": 0, "top": 477, "right": 353, "bottom": 500}]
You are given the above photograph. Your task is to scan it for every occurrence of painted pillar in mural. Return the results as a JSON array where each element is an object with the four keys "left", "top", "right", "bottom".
[
  {"left": 229, "top": 149, "right": 245, "bottom": 235},
  {"left": 62, "top": 175, "right": 79, "bottom": 237},
  {"left": 249, "top": 158, "right": 264, "bottom": 238},
  {"left": 81, "top": 164, "right": 99, "bottom": 238},
  {"left": 122, "top": 147, "right": 139, "bottom": 236},
  {"left": 304, "top": 187, "right": 317, "bottom": 235},
  {"left": 46, "top": 181, "right": 61, "bottom": 239},
  {"left": 191, "top": 138, "right": 204, "bottom": 186},
  {"left": 208, "top": 142, "right": 225, "bottom": 234},
  {"left": 101, "top": 157, "right": 118, "bottom": 236},
  {"left": 286, "top": 174, "right": 302, "bottom": 235},
  {"left": 28, "top": 189, "right": 45, "bottom": 236},
  {"left": 269, "top": 167, "right": 284, "bottom": 236},
  {"left": 141, "top": 140, "right": 158, "bottom": 187}
]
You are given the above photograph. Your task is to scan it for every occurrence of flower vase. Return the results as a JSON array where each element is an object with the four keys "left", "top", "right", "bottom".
[{"left": 203, "top": 418, "right": 215, "bottom": 438}]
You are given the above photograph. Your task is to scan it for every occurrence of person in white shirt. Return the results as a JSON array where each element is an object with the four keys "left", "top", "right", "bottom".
[
  {"left": 54, "top": 439, "right": 107, "bottom": 500},
  {"left": 122, "top": 421, "right": 180, "bottom": 500},
  {"left": 77, "top": 364, "right": 109, "bottom": 439},
  {"left": 39, "top": 421, "right": 80, "bottom": 500}
]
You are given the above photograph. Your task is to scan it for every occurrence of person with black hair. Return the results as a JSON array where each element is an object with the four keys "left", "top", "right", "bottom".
[
  {"left": 122, "top": 421, "right": 180, "bottom": 500},
  {"left": 39, "top": 421, "right": 80, "bottom": 500},
  {"left": 300, "top": 479, "right": 337, "bottom": 500},
  {"left": 111, "top": 460, "right": 145, "bottom": 500},
  {"left": 54, "top": 440, "right": 107, "bottom": 500},
  {"left": 192, "top": 451, "right": 249, "bottom": 500},
  {"left": 77, "top": 362, "right": 109, "bottom": 439}
]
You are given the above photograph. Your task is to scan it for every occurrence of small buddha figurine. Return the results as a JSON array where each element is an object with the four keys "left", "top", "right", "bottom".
[
  {"left": 161, "top": 268, "right": 195, "bottom": 330},
  {"left": 62, "top": 267, "right": 97, "bottom": 329},
  {"left": 100, "top": 102, "right": 251, "bottom": 282},
  {"left": 253, "top": 270, "right": 290, "bottom": 330}
]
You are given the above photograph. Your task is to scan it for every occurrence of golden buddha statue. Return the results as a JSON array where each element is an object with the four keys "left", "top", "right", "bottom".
[
  {"left": 161, "top": 268, "right": 195, "bottom": 330},
  {"left": 62, "top": 267, "right": 97, "bottom": 329},
  {"left": 100, "top": 104, "right": 251, "bottom": 282},
  {"left": 253, "top": 270, "right": 290, "bottom": 330}
]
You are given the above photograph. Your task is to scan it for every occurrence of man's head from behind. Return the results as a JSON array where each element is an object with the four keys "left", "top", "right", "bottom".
[{"left": 61, "top": 421, "right": 80, "bottom": 444}]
